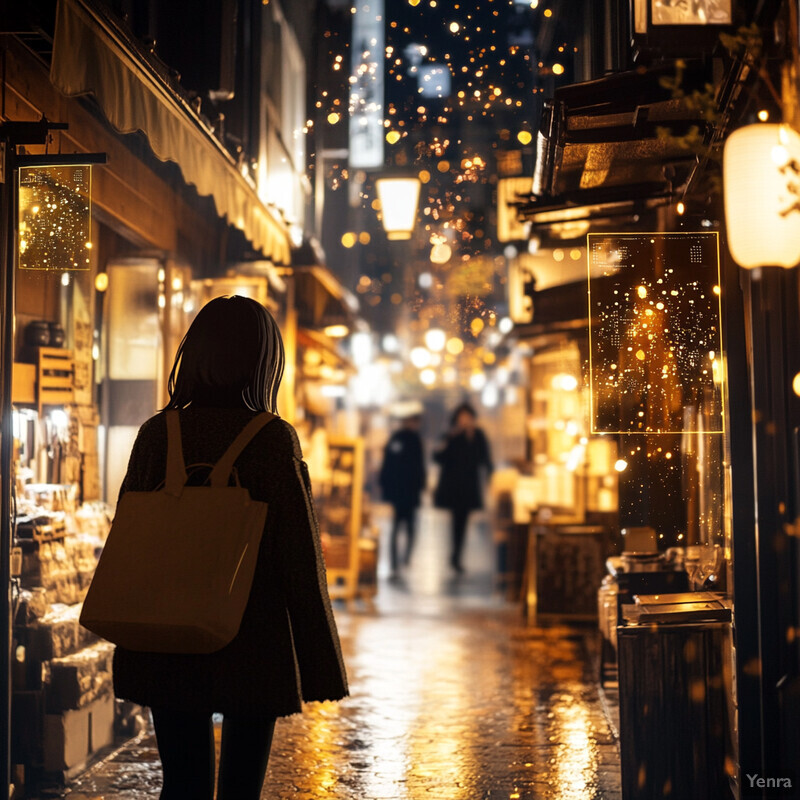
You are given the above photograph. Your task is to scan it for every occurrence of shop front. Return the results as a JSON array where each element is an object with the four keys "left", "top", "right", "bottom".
[
  {"left": 1, "top": 1, "right": 296, "bottom": 792},
  {"left": 502, "top": 7, "right": 800, "bottom": 795}
]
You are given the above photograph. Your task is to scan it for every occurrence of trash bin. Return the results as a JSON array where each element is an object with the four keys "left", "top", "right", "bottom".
[{"left": 618, "top": 617, "right": 731, "bottom": 800}]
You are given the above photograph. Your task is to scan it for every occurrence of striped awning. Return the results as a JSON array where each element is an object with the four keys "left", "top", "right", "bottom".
[{"left": 50, "top": 0, "right": 291, "bottom": 264}]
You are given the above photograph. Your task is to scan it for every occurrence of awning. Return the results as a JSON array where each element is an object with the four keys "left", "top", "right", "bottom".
[
  {"left": 516, "top": 65, "right": 714, "bottom": 232},
  {"left": 49, "top": 0, "right": 291, "bottom": 264},
  {"left": 291, "top": 264, "right": 360, "bottom": 330}
]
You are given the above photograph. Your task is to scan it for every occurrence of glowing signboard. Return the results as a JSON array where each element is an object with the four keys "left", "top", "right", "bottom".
[
  {"left": 18, "top": 165, "right": 92, "bottom": 271},
  {"left": 587, "top": 232, "right": 724, "bottom": 435},
  {"left": 349, "top": 0, "right": 385, "bottom": 170}
]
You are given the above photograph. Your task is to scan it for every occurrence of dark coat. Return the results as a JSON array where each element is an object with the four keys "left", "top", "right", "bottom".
[
  {"left": 378, "top": 428, "right": 426, "bottom": 512},
  {"left": 433, "top": 427, "right": 493, "bottom": 512},
  {"left": 111, "top": 407, "right": 348, "bottom": 717}
]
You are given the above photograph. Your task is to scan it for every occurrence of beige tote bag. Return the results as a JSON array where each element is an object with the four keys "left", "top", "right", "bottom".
[{"left": 80, "top": 410, "right": 275, "bottom": 653}]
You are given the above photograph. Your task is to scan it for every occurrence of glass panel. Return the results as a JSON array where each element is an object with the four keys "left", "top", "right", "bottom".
[
  {"left": 651, "top": 0, "right": 731, "bottom": 25},
  {"left": 634, "top": 0, "right": 647, "bottom": 34},
  {"left": 587, "top": 232, "right": 723, "bottom": 435},
  {"left": 18, "top": 165, "right": 92, "bottom": 271},
  {"left": 107, "top": 262, "right": 161, "bottom": 381}
]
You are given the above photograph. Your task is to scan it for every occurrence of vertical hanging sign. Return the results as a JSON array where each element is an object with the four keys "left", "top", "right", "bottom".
[
  {"left": 18, "top": 164, "right": 92, "bottom": 270},
  {"left": 587, "top": 232, "right": 724, "bottom": 435},
  {"left": 349, "top": 0, "right": 385, "bottom": 169}
]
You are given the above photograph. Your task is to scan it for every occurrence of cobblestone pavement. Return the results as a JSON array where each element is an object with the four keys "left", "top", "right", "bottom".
[{"left": 66, "top": 506, "right": 621, "bottom": 800}]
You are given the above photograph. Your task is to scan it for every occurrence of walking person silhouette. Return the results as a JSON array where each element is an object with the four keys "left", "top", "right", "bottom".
[
  {"left": 379, "top": 406, "right": 426, "bottom": 578},
  {"left": 433, "top": 402, "right": 493, "bottom": 574}
]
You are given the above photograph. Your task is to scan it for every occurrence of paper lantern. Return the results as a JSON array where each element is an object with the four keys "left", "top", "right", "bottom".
[
  {"left": 375, "top": 176, "right": 421, "bottom": 240},
  {"left": 724, "top": 123, "right": 800, "bottom": 269}
]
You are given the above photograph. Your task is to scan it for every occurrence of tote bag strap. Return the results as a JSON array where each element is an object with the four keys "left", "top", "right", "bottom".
[
  {"left": 164, "top": 410, "right": 188, "bottom": 497},
  {"left": 208, "top": 412, "right": 277, "bottom": 488}
]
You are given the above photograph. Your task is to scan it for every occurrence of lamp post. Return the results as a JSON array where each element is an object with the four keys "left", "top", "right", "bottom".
[{"left": 375, "top": 175, "right": 421, "bottom": 241}]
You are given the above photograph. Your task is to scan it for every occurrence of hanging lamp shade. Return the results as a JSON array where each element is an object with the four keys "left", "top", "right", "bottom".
[
  {"left": 375, "top": 176, "right": 421, "bottom": 240},
  {"left": 723, "top": 123, "right": 800, "bottom": 269}
]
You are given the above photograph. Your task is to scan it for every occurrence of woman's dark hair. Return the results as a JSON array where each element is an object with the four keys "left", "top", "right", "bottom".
[
  {"left": 165, "top": 295, "right": 285, "bottom": 413},
  {"left": 450, "top": 402, "right": 477, "bottom": 427}
]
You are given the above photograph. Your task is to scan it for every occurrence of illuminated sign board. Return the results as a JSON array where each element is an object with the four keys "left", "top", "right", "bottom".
[
  {"left": 587, "top": 232, "right": 724, "bottom": 435},
  {"left": 18, "top": 165, "right": 92, "bottom": 271},
  {"left": 349, "top": 0, "right": 385, "bottom": 169}
]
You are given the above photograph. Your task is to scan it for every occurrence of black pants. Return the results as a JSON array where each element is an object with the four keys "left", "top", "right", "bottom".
[
  {"left": 390, "top": 506, "right": 416, "bottom": 571},
  {"left": 152, "top": 707, "right": 276, "bottom": 800},
  {"left": 450, "top": 508, "right": 470, "bottom": 570}
]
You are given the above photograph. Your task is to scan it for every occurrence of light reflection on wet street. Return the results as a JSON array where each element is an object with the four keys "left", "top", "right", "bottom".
[{"left": 68, "top": 506, "right": 621, "bottom": 800}]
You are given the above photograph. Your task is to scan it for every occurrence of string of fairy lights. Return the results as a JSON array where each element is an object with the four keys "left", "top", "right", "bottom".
[{"left": 309, "top": 0, "right": 572, "bottom": 390}]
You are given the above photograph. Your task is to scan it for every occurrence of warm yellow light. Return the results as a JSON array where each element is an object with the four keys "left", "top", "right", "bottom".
[
  {"left": 341, "top": 232, "right": 357, "bottom": 248},
  {"left": 758, "top": 109, "right": 769, "bottom": 122},
  {"left": 327, "top": 112, "right": 340, "bottom": 124},
  {"left": 676, "top": 201, "right": 685, "bottom": 215},
  {"left": 544, "top": 7, "right": 552, "bottom": 16},
  {"left": 553, "top": 248, "right": 565, "bottom": 262},
  {"left": 386, "top": 130, "right": 401, "bottom": 144},
  {"left": 552, "top": 373, "right": 578, "bottom": 391},
  {"left": 84, "top": 241, "right": 93, "bottom": 249},
  {"left": 94, "top": 272, "right": 109, "bottom": 292},
  {"left": 614, "top": 459, "right": 628, "bottom": 472},
  {"left": 419, "top": 169, "right": 431, "bottom": 183},
  {"left": 470, "top": 317, "right": 485, "bottom": 336},
  {"left": 437, "top": 160, "right": 450, "bottom": 172},
  {"left": 793, "top": 372, "right": 800, "bottom": 396},
  {"left": 424, "top": 328, "right": 447, "bottom": 352},
  {"left": 375, "top": 176, "right": 421, "bottom": 240},
  {"left": 552, "top": 63, "right": 564, "bottom": 75},
  {"left": 517, "top": 131, "right": 533, "bottom": 145},
  {"left": 430, "top": 242, "right": 452, "bottom": 264},
  {"left": 420, "top": 368, "right": 437, "bottom": 386},
  {"left": 446, "top": 336, "right": 464, "bottom": 355},
  {"left": 410, "top": 346, "right": 432, "bottom": 368},
  {"left": 449, "top": 21, "right": 460, "bottom": 32},
  {"left": 409, "top": 0, "right": 420, "bottom": 5},
  {"left": 324, "top": 324, "right": 349, "bottom": 338},
  {"left": 637, "top": 285, "right": 648, "bottom": 298},
  {"left": 724, "top": 123, "right": 800, "bottom": 269}
]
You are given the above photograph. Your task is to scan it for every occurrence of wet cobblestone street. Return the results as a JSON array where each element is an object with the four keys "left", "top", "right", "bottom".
[{"left": 67, "top": 507, "right": 621, "bottom": 800}]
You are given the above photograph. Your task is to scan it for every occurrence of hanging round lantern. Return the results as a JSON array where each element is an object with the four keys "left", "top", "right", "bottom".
[
  {"left": 375, "top": 176, "right": 421, "bottom": 240},
  {"left": 723, "top": 123, "right": 800, "bottom": 269}
]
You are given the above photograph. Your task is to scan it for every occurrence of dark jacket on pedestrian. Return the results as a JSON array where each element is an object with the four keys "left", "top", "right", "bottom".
[
  {"left": 112, "top": 406, "right": 348, "bottom": 718},
  {"left": 379, "top": 428, "right": 426, "bottom": 513},
  {"left": 433, "top": 428, "right": 493, "bottom": 513}
]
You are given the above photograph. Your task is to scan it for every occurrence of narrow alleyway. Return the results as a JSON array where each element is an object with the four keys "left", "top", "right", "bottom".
[{"left": 66, "top": 507, "right": 621, "bottom": 800}]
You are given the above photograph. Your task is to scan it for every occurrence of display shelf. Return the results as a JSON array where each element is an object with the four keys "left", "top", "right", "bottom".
[{"left": 37, "top": 348, "right": 75, "bottom": 412}]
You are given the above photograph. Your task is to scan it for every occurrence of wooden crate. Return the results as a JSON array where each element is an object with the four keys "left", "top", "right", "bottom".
[
  {"left": 12, "top": 363, "right": 36, "bottom": 405},
  {"left": 38, "top": 348, "right": 75, "bottom": 412}
]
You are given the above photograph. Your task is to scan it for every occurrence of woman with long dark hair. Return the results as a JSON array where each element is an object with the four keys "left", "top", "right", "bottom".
[
  {"left": 111, "top": 296, "right": 348, "bottom": 800},
  {"left": 433, "top": 402, "right": 494, "bottom": 573}
]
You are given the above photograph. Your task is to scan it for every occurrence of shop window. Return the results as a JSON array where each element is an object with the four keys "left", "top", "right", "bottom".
[{"left": 587, "top": 233, "right": 726, "bottom": 547}]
